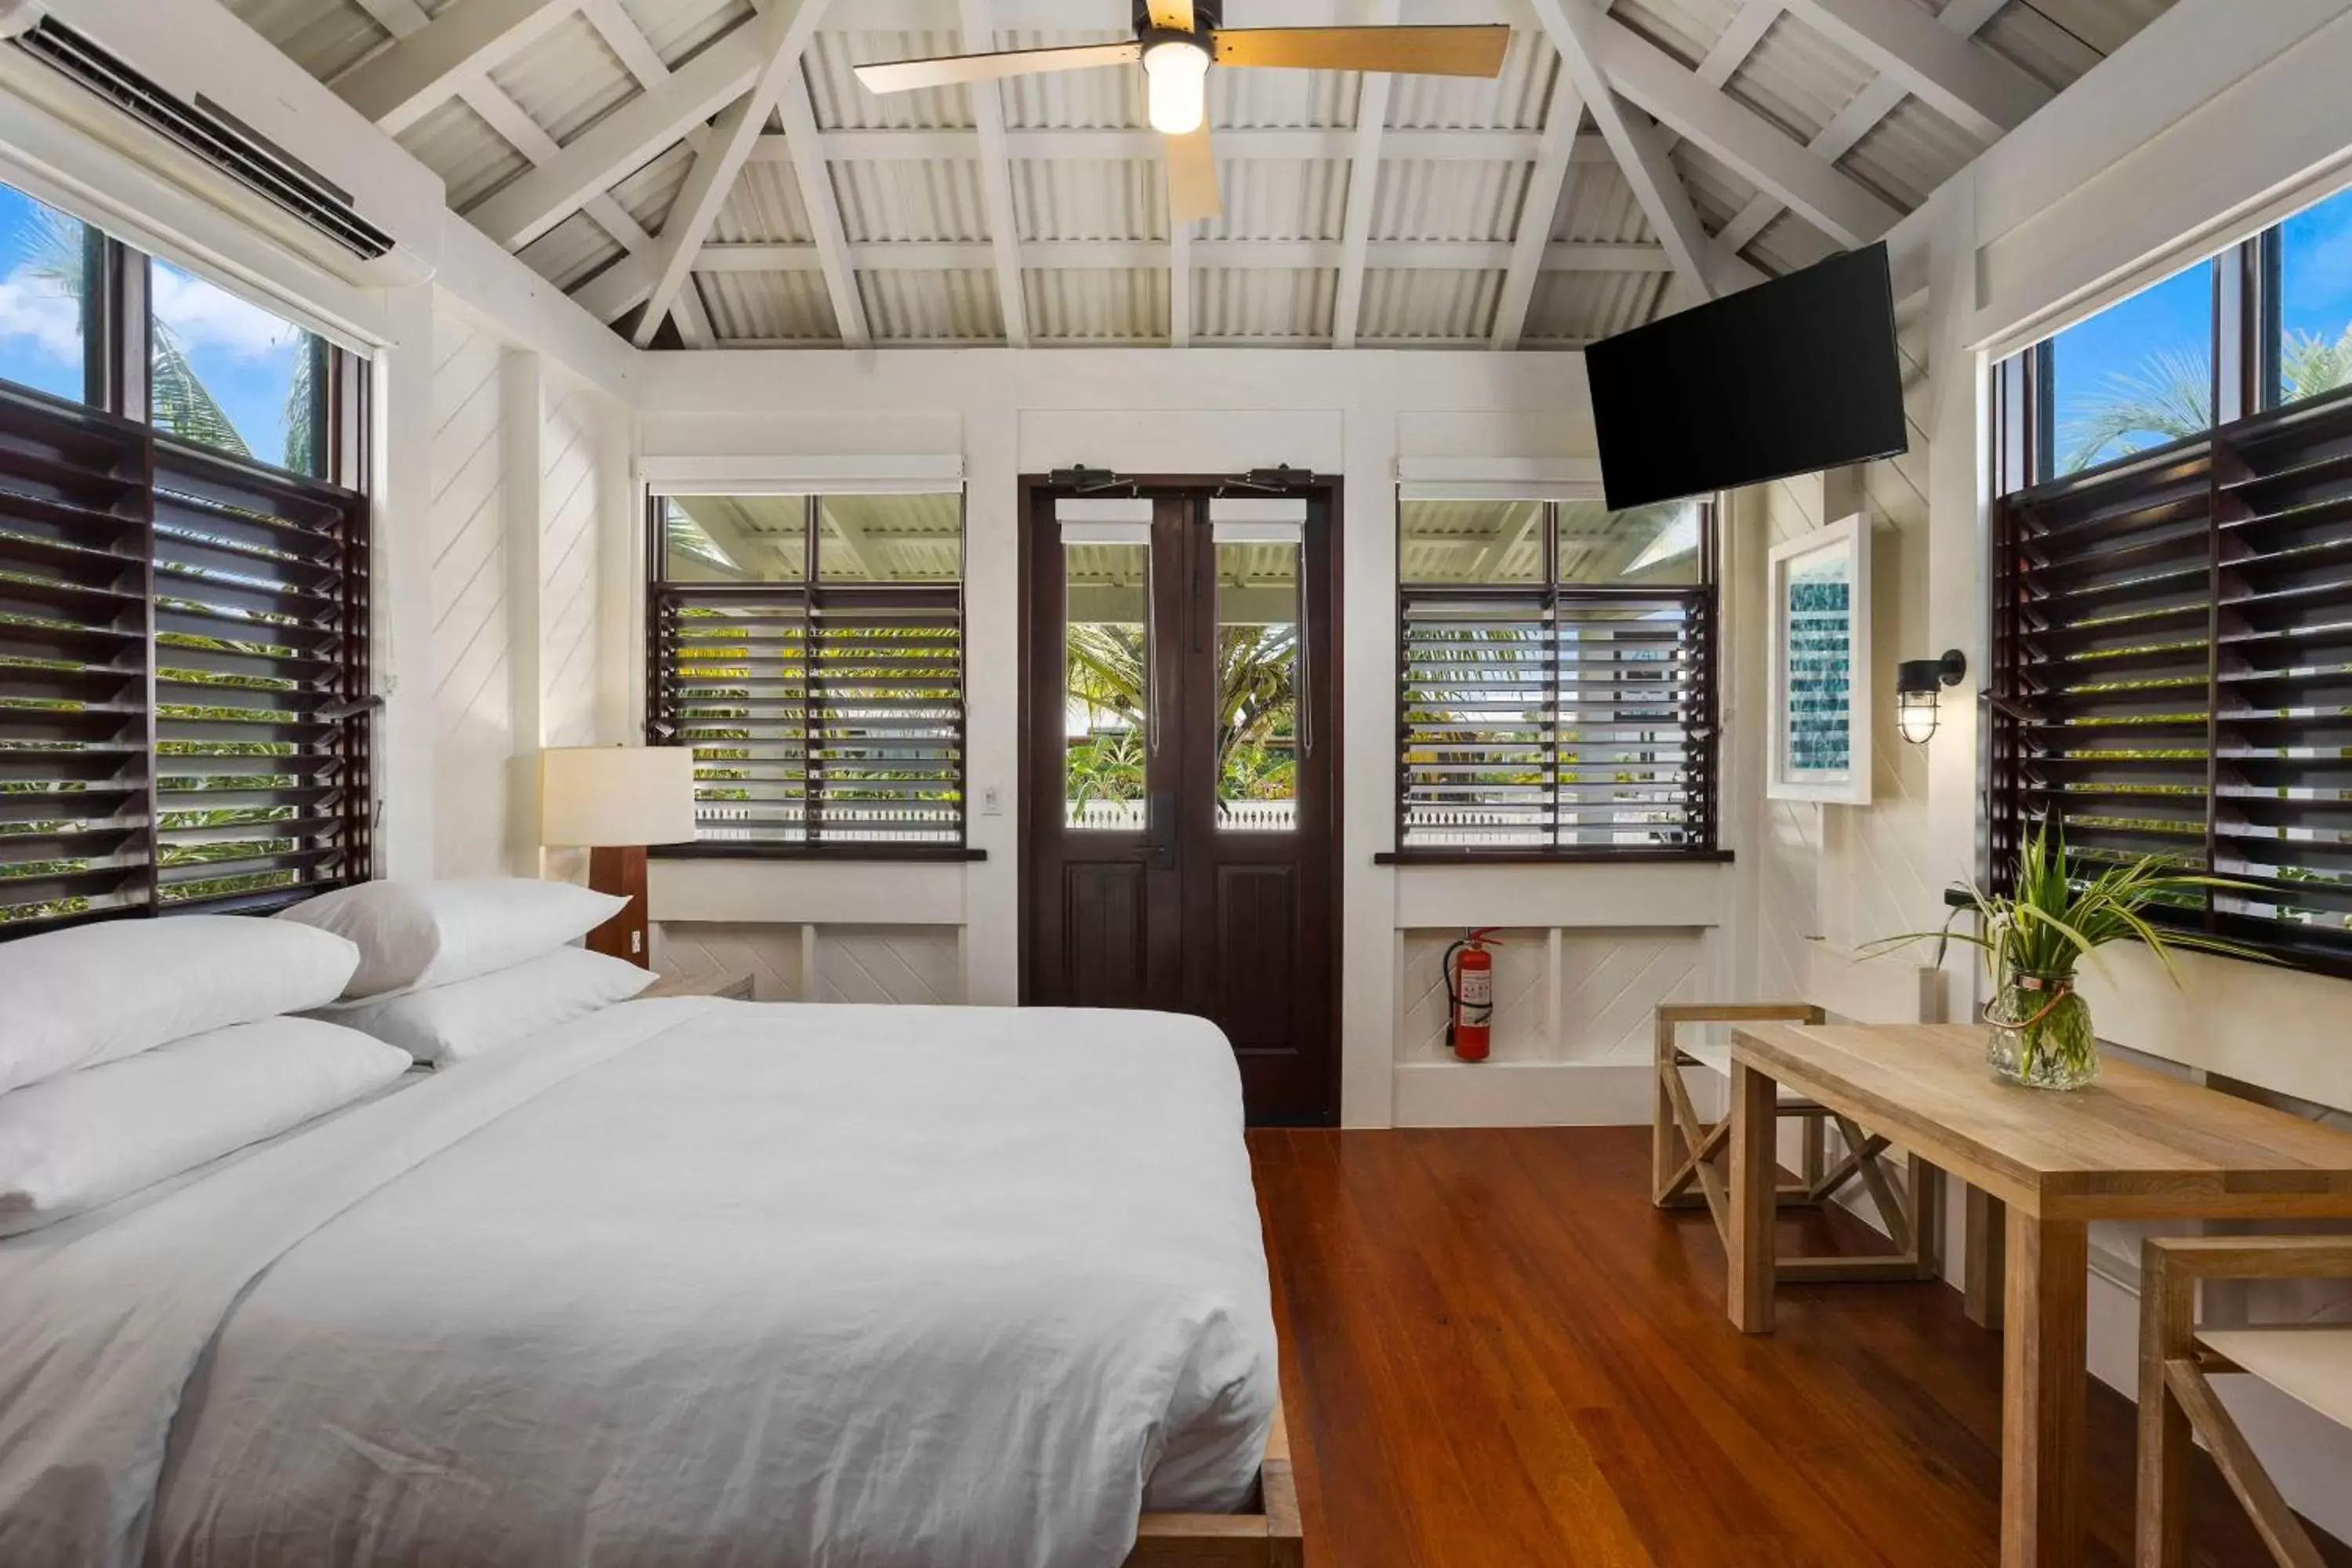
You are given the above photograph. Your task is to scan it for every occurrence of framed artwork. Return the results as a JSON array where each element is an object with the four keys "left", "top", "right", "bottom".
[{"left": 1767, "top": 514, "right": 1871, "bottom": 804}]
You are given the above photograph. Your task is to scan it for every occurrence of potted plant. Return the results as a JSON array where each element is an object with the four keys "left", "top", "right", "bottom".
[{"left": 1875, "top": 823, "right": 2261, "bottom": 1090}]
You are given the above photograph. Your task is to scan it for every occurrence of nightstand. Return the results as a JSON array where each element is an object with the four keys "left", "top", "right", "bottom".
[{"left": 640, "top": 971, "right": 755, "bottom": 1001}]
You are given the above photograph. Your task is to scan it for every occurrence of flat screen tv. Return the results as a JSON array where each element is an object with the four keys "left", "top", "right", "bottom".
[{"left": 1584, "top": 242, "right": 1907, "bottom": 511}]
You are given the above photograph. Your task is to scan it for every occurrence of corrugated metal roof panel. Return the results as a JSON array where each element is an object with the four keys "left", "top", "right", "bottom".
[
  {"left": 708, "top": 160, "right": 813, "bottom": 246},
  {"left": 1358, "top": 269, "right": 1502, "bottom": 341},
  {"left": 224, "top": 0, "right": 386, "bottom": 79},
  {"left": 806, "top": 31, "right": 978, "bottom": 131},
  {"left": 1610, "top": 0, "right": 1741, "bottom": 68},
  {"left": 1725, "top": 9, "right": 1875, "bottom": 144},
  {"left": 859, "top": 269, "right": 1004, "bottom": 341},
  {"left": 488, "top": 14, "right": 634, "bottom": 149},
  {"left": 613, "top": 143, "right": 698, "bottom": 237},
  {"left": 1523, "top": 270, "right": 1668, "bottom": 343},
  {"left": 1980, "top": 0, "right": 2177, "bottom": 88},
  {"left": 1668, "top": 141, "right": 1761, "bottom": 235},
  {"left": 831, "top": 158, "right": 992, "bottom": 244},
  {"left": 622, "top": 0, "right": 755, "bottom": 71},
  {"left": 521, "top": 211, "right": 624, "bottom": 293},
  {"left": 1202, "top": 159, "right": 1349, "bottom": 243},
  {"left": 996, "top": 31, "right": 1145, "bottom": 129},
  {"left": 1013, "top": 158, "right": 1165, "bottom": 242},
  {"left": 1384, "top": 25, "right": 1555, "bottom": 130},
  {"left": 699, "top": 270, "right": 838, "bottom": 343},
  {"left": 1196, "top": 269, "right": 1334, "bottom": 340},
  {"left": 1553, "top": 162, "right": 1656, "bottom": 246},
  {"left": 1210, "top": 65, "right": 1358, "bottom": 130},
  {"left": 1026, "top": 269, "right": 1167, "bottom": 342},
  {"left": 1747, "top": 209, "right": 1839, "bottom": 276},
  {"left": 1837, "top": 94, "right": 1984, "bottom": 212},
  {"left": 403, "top": 97, "right": 529, "bottom": 214},
  {"left": 1372, "top": 159, "right": 1529, "bottom": 243}
]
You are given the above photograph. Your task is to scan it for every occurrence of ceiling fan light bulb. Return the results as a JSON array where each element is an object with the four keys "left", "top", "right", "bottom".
[{"left": 1144, "top": 39, "right": 1209, "bottom": 135}]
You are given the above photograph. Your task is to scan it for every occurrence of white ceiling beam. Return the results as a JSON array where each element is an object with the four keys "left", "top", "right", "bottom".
[
  {"left": 1331, "top": 0, "right": 1400, "bottom": 350},
  {"left": 1708, "top": 0, "right": 2004, "bottom": 273},
  {"left": 466, "top": 24, "right": 770, "bottom": 249},
  {"left": 1696, "top": 0, "right": 1782, "bottom": 88},
  {"left": 334, "top": 0, "right": 576, "bottom": 134},
  {"left": 1530, "top": 0, "right": 1716, "bottom": 301},
  {"left": 577, "top": 0, "right": 670, "bottom": 89},
  {"left": 774, "top": 69, "right": 869, "bottom": 348},
  {"left": 958, "top": 0, "right": 1029, "bottom": 348},
  {"left": 678, "top": 238, "right": 1677, "bottom": 274},
  {"left": 632, "top": 0, "right": 833, "bottom": 347},
  {"left": 1493, "top": 52, "right": 1585, "bottom": 350},
  {"left": 1169, "top": 223, "right": 1191, "bottom": 347},
  {"left": 350, "top": 0, "right": 431, "bottom": 37},
  {"left": 1782, "top": 0, "right": 2046, "bottom": 143},
  {"left": 1571, "top": 2, "right": 1904, "bottom": 249},
  {"left": 804, "top": 126, "right": 1607, "bottom": 164}
]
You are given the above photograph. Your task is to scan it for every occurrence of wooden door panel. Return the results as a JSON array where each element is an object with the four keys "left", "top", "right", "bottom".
[
  {"left": 1060, "top": 861, "right": 1149, "bottom": 1007},
  {"left": 1210, "top": 863, "right": 1294, "bottom": 1050}
]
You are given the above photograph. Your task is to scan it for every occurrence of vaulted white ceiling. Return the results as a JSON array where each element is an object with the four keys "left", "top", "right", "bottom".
[{"left": 227, "top": 0, "right": 2177, "bottom": 348}]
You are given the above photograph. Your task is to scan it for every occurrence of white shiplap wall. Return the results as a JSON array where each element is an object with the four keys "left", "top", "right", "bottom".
[{"left": 429, "top": 309, "right": 516, "bottom": 880}]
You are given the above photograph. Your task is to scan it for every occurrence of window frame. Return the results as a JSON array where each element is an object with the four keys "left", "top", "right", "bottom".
[
  {"left": 0, "top": 187, "right": 374, "bottom": 934},
  {"left": 1381, "top": 492, "right": 1727, "bottom": 866},
  {"left": 643, "top": 489, "right": 982, "bottom": 863}
]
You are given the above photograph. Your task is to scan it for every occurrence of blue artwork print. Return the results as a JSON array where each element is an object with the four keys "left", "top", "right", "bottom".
[{"left": 1784, "top": 556, "right": 1852, "bottom": 776}]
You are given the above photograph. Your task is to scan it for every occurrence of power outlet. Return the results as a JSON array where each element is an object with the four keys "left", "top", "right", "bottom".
[{"left": 982, "top": 785, "right": 1004, "bottom": 817}]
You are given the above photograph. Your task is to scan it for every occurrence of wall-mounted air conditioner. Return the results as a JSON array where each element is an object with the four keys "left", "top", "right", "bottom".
[{"left": 0, "top": 0, "right": 440, "bottom": 289}]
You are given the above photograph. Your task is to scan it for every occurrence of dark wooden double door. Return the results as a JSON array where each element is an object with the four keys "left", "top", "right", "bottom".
[{"left": 1021, "top": 483, "right": 1338, "bottom": 1125}]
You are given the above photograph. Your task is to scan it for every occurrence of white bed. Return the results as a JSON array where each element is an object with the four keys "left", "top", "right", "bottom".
[{"left": 0, "top": 996, "right": 1279, "bottom": 1568}]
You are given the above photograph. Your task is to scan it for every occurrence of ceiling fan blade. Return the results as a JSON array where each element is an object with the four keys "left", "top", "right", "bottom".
[
  {"left": 1165, "top": 125, "right": 1221, "bottom": 227},
  {"left": 1146, "top": 1, "right": 1195, "bottom": 30},
  {"left": 1211, "top": 25, "right": 1510, "bottom": 77},
  {"left": 854, "top": 41, "right": 1141, "bottom": 95}
]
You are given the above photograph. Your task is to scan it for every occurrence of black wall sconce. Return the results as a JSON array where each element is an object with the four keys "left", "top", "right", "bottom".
[{"left": 1895, "top": 649, "right": 1967, "bottom": 744}]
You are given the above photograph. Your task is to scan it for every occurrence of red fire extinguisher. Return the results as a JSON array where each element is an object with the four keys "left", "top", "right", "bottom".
[{"left": 1443, "top": 928, "right": 1502, "bottom": 1062}]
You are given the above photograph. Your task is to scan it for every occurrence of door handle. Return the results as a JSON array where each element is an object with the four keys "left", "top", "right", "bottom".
[{"left": 1140, "top": 789, "right": 1176, "bottom": 869}]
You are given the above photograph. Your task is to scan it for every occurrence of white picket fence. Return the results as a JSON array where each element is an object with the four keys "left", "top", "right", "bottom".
[{"left": 1065, "top": 799, "right": 1297, "bottom": 832}]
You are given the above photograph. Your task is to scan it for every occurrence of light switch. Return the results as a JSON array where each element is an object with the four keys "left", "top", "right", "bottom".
[{"left": 982, "top": 786, "right": 1004, "bottom": 816}]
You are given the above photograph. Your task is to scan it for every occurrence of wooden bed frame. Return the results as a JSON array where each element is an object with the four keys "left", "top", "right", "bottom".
[{"left": 1123, "top": 1393, "right": 1302, "bottom": 1566}]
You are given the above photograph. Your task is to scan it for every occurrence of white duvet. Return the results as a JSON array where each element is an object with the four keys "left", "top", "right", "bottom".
[{"left": 0, "top": 999, "right": 1277, "bottom": 1568}]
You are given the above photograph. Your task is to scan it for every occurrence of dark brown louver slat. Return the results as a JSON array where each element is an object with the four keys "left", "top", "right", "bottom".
[
  {"left": 1399, "top": 585, "right": 1714, "bottom": 851},
  {"left": 1991, "top": 384, "right": 2352, "bottom": 974},
  {"left": 811, "top": 594, "right": 964, "bottom": 845},
  {"left": 0, "top": 390, "right": 155, "bottom": 928},
  {"left": 655, "top": 586, "right": 811, "bottom": 846},
  {"left": 147, "top": 440, "right": 369, "bottom": 913}
]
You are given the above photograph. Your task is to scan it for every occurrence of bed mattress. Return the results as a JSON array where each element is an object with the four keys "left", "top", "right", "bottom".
[{"left": 0, "top": 998, "right": 1276, "bottom": 1568}]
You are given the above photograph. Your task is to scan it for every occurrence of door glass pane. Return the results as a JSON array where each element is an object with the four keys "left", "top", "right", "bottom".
[
  {"left": 149, "top": 257, "right": 328, "bottom": 477},
  {"left": 662, "top": 495, "right": 805, "bottom": 581},
  {"left": 2274, "top": 185, "right": 2352, "bottom": 408},
  {"left": 2046, "top": 258, "right": 2214, "bottom": 476},
  {"left": 818, "top": 493, "right": 962, "bottom": 581},
  {"left": 1400, "top": 499, "right": 1543, "bottom": 584},
  {"left": 1558, "top": 498, "right": 1706, "bottom": 585},
  {"left": 0, "top": 182, "right": 97, "bottom": 406},
  {"left": 1217, "top": 538, "right": 1298, "bottom": 831},
  {"left": 1065, "top": 537, "right": 1147, "bottom": 830}
]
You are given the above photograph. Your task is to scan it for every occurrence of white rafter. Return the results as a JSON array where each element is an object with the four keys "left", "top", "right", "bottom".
[
  {"left": 1169, "top": 221, "right": 1192, "bottom": 347},
  {"left": 1530, "top": 0, "right": 1716, "bottom": 302},
  {"left": 811, "top": 126, "right": 1607, "bottom": 163},
  {"left": 676, "top": 238, "right": 1678, "bottom": 274},
  {"left": 1708, "top": 0, "right": 2006, "bottom": 270},
  {"left": 466, "top": 24, "right": 773, "bottom": 249},
  {"left": 577, "top": 0, "right": 669, "bottom": 89},
  {"left": 958, "top": 0, "right": 1029, "bottom": 348},
  {"left": 774, "top": 69, "right": 870, "bottom": 348},
  {"left": 1331, "top": 0, "right": 1400, "bottom": 350},
  {"left": 1695, "top": 0, "right": 1781, "bottom": 88},
  {"left": 1782, "top": 0, "right": 2045, "bottom": 143},
  {"left": 334, "top": 0, "right": 575, "bottom": 134},
  {"left": 632, "top": 0, "right": 833, "bottom": 347},
  {"left": 1492, "top": 51, "right": 1585, "bottom": 350}
]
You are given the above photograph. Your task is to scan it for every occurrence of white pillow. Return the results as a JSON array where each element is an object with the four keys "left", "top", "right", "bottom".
[
  {"left": 0, "top": 1015, "right": 408, "bottom": 1237},
  {"left": 277, "top": 878, "right": 626, "bottom": 1000},
  {"left": 0, "top": 915, "right": 361, "bottom": 1098},
  {"left": 324, "top": 947, "right": 656, "bottom": 1066}
]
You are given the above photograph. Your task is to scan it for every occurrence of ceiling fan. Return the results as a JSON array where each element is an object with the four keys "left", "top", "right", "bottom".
[{"left": 853, "top": 2, "right": 1510, "bottom": 225}]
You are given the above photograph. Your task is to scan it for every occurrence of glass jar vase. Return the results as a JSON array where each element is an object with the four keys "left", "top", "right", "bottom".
[{"left": 1985, "top": 969, "right": 2100, "bottom": 1091}]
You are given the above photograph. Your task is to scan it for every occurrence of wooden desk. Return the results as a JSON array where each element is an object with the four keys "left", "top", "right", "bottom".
[{"left": 1726, "top": 1022, "right": 2352, "bottom": 1568}]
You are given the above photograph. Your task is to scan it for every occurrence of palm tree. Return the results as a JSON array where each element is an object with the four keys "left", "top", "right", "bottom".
[
  {"left": 2282, "top": 325, "right": 2352, "bottom": 404},
  {"left": 2060, "top": 348, "right": 2211, "bottom": 473},
  {"left": 1063, "top": 621, "right": 1298, "bottom": 800}
]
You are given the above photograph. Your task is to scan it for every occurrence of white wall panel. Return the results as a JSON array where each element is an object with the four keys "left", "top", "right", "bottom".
[
  {"left": 652, "top": 922, "right": 805, "bottom": 1000},
  {"left": 428, "top": 310, "right": 514, "bottom": 879},
  {"left": 816, "top": 927, "right": 964, "bottom": 1005}
]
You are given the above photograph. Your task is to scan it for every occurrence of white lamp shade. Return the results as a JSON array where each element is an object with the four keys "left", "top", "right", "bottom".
[{"left": 539, "top": 746, "right": 697, "bottom": 848}]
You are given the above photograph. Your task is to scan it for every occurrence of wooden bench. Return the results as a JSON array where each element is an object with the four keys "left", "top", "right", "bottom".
[
  {"left": 2139, "top": 1236, "right": 2352, "bottom": 1568},
  {"left": 1653, "top": 1002, "right": 1941, "bottom": 1284}
]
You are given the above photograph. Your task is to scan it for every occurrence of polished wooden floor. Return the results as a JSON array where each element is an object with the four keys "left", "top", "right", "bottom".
[{"left": 1250, "top": 1126, "right": 2352, "bottom": 1568}]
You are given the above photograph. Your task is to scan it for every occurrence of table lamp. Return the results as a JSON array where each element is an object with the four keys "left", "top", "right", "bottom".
[{"left": 539, "top": 745, "right": 696, "bottom": 967}]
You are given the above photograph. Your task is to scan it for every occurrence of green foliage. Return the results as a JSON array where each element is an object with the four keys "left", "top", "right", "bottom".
[{"left": 2060, "top": 349, "right": 2212, "bottom": 473}]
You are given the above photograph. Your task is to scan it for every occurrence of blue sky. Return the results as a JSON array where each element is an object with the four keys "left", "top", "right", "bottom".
[
  {"left": 0, "top": 183, "right": 313, "bottom": 470},
  {"left": 2050, "top": 183, "right": 2352, "bottom": 471}
]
